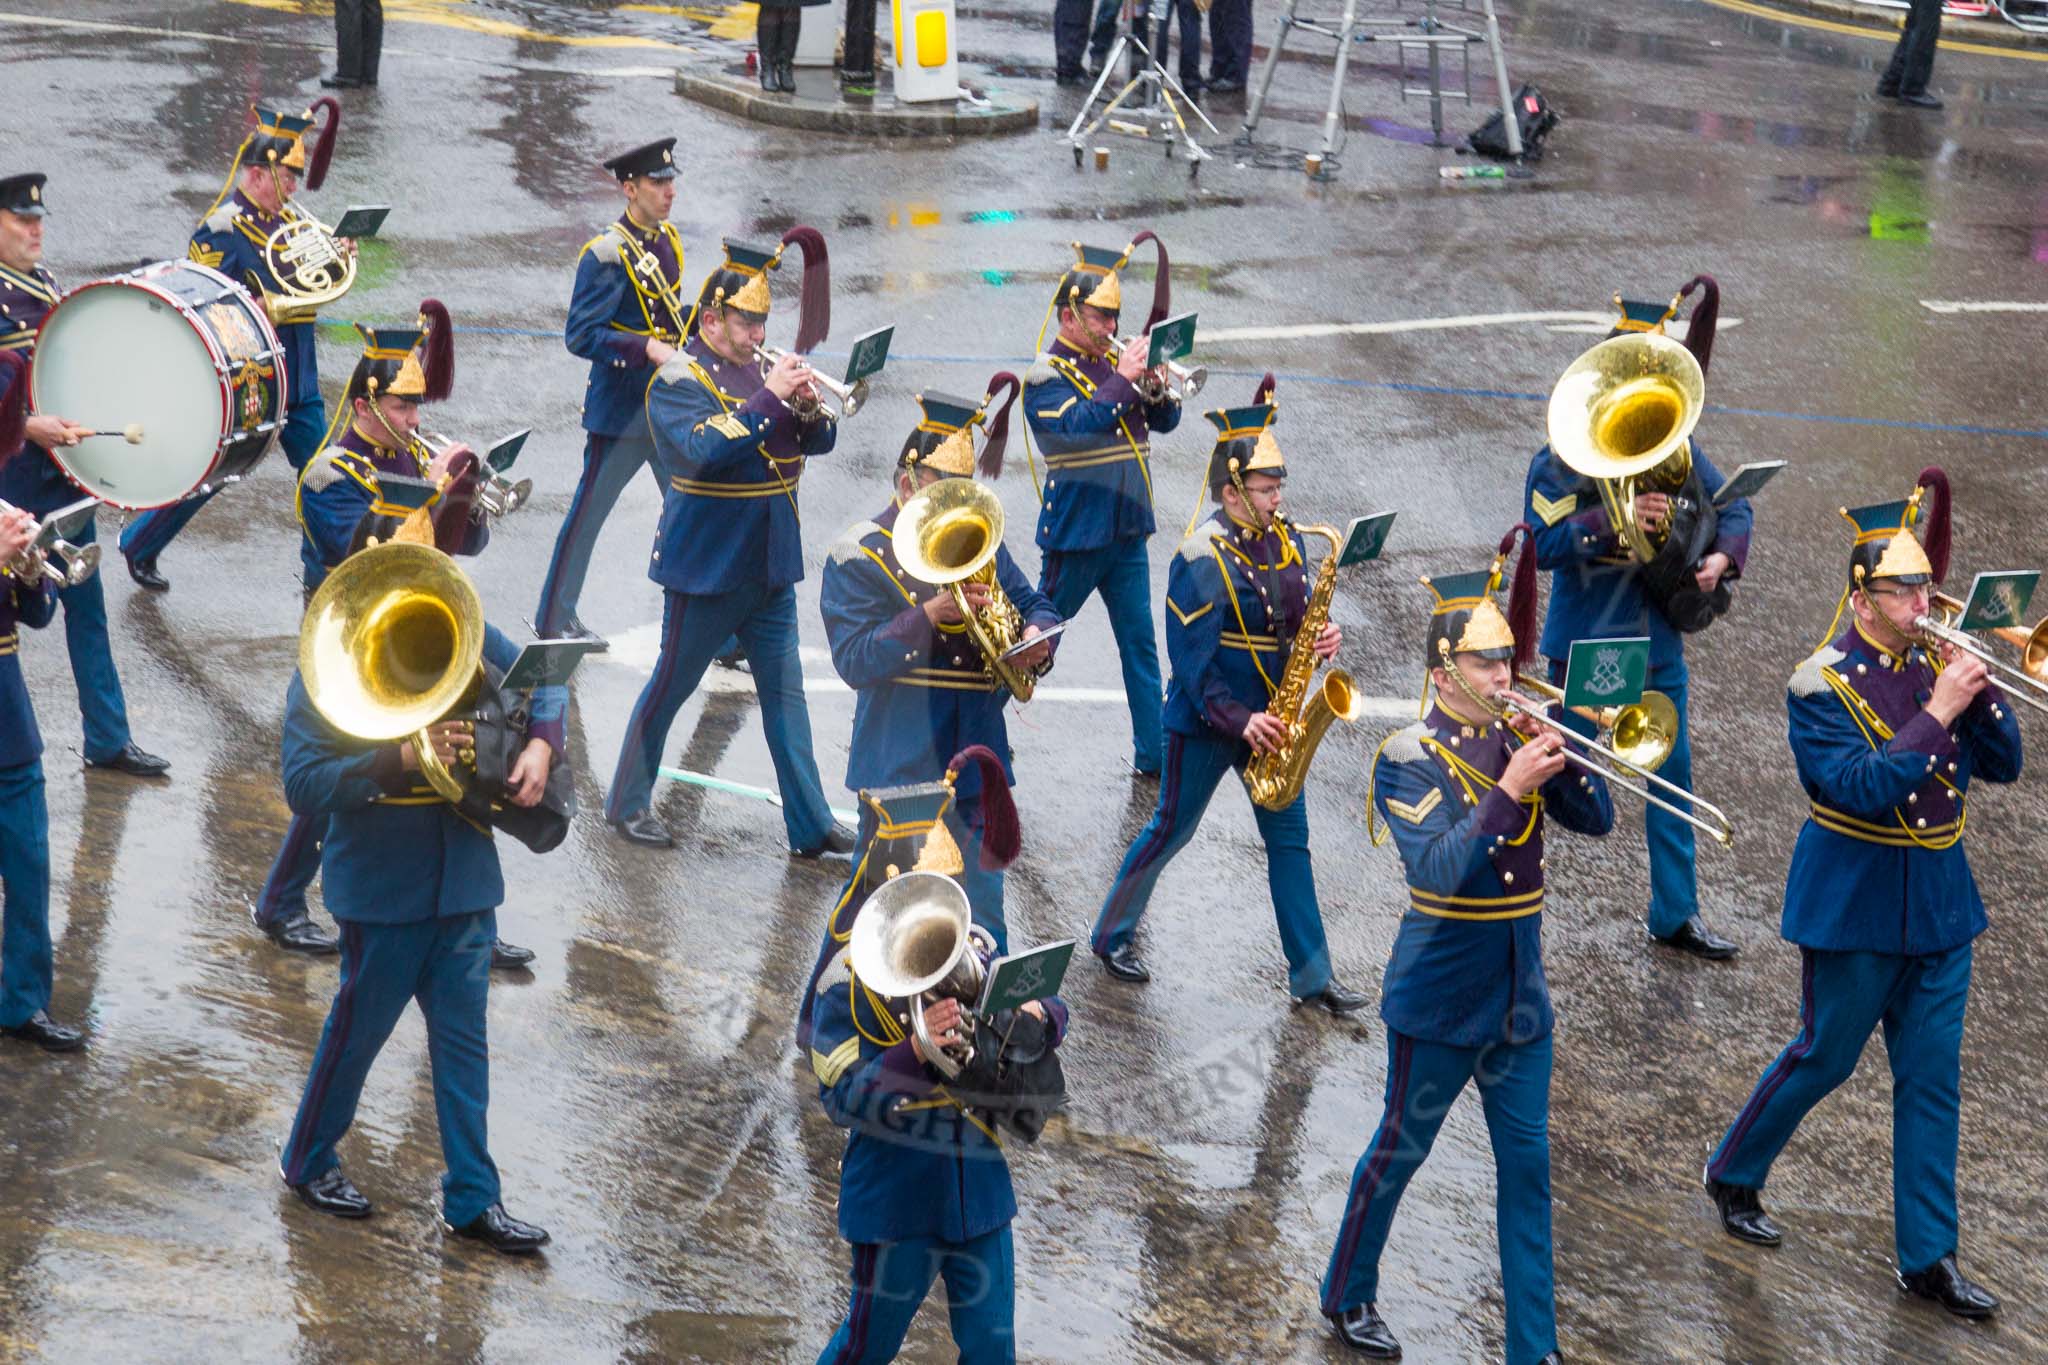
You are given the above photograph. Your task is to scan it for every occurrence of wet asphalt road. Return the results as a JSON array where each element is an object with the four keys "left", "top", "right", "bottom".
[{"left": 2, "top": 0, "right": 2047, "bottom": 1359}]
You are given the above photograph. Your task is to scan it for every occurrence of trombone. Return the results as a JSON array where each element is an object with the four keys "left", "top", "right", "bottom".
[
  {"left": 1493, "top": 682, "right": 1736, "bottom": 848},
  {"left": 1916, "top": 594, "right": 2048, "bottom": 717},
  {"left": 0, "top": 497, "right": 99, "bottom": 589},
  {"left": 416, "top": 430, "right": 531, "bottom": 520},
  {"left": 1108, "top": 336, "right": 1206, "bottom": 404},
  {"left": 754, "top": 345, "right": 867, "bottom": 421}
]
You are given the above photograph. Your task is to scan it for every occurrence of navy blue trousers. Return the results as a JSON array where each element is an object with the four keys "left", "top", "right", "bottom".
[
  {"left": 46, "top": 515, "right": 132, "bottom": 763},
  {"left": 282, "top": 910, "right": 502, "bottom": 1225},
  {"left": 1708, "top": 944, "right": 1972, "bottom": 1274},
  {"left": 1091, "top": 728, "right": 1331, "bottom": 996},
  {"left": 1552, "top": 658, "right": 1697, "bottom": 938},
  {"left": 1040, "top": 537, "right": 1162, "bottom": 774},
  {"left": 1323, "top": 1030, "right": 1557, "bottom": 1365},
  {"left": 0, "top": 761, "right": 53, "bottom": 1029},
  {"left": 256, "top": 812, "right": 325, "bottom": 929},
  {"left": 533, "top": 424, "right": 663, "bottom": 638},
  {"left": 817, "top": 1225, "right": 1015, "bottom": 1364},
  {"left": 119, "top": 397, "right": 327, "bottom": 566},
  {"left": 606, "top": 582, "right": 835, "bottom": 849}
]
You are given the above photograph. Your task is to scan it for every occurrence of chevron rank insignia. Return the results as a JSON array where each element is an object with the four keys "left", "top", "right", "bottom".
[
  {"left": 703, "top": 413, "right": 750, "bottom": 440},
  {"left": 1531, "top": 490, "right": 1577, "bottom": 527},
  {"left": 1384, "top": 788, "right": 1443, "bottom": 825}
]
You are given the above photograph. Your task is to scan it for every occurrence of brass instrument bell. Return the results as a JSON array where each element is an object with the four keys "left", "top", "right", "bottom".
[
  {"left": 847, "top": 870, "right": 991, "bottom": 1080},
  {"left": 893, "top": 479, "right": 1045, "bottom": 701},
  {"left": 1546, "top": 332, "right": 1705, "bottom": 564}
]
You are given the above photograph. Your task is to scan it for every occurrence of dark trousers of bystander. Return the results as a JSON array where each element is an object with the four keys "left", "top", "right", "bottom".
[
  {"left": 335, "top": 0, "right": 384, "bottom": 84},
  {"left": 1877, "top": 0, "right": 1942, "bottom": 98}
]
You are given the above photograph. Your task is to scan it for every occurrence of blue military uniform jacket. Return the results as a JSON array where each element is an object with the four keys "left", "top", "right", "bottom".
[
  {"left": 1780, "top": 625, "right": 2022, "bottom": 956},
  {"left": 645, "top": 338, "right": 836, "bottom": 596},
  {"left": 1371, "top": 705, "right": 1614, "bottom": 1047},
  {"left": 565, "top": 215, "right": 686, "bottom": 437},
  {"left": 295, "top": 423, "right": 489, "bottom": 590},
  {"left": 0, "top": 570, "right": 58, "bottom": 769},
  {"left": 805, "top": 922, "right": 1069, "bottom": 1246},
  {"left": 0, "top": 259, "right": 82, "bottom": 517},
  {"left": 279, "top": 625, "right": 566, "bottom": 925},
  {"left": 820, "top": 500, "right": 1061, "bottom": 802},
  {"left": 188, "top": 190, "right": 318, "bottom": 410},
  {"left": 1022, "top": 337, "right": 1181, "bottom": 552},
  {"left": 1524, "top": 439, "right": 1753, "bottom": 677},
  {"left": 1162, "top": 510, "right": 1308, "bottom": 741}
]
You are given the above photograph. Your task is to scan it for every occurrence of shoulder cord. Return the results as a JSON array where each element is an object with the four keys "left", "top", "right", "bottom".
[{"left": 1817, "top": 665, "right": 1965, "bottom": 851}]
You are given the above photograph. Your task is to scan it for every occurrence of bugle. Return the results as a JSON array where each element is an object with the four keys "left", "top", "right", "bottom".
[
  {"left": 754, "top": 345, "right": 866, "bottom": 420},
  {"left": 1493, "top": 686, "right": 1735, "bottom": 848},
  {"left": 0, "top": 497, "right": 99, "bottom": 589},
  {"left": 1915, "top": 596, "right": 2048, "bottom": 717},
  {"left": 417, "top": 430, "right": 530, "bottom": 519},
  {"left": 1108, "top": 335, "right": 1205, "bottom": 404}
]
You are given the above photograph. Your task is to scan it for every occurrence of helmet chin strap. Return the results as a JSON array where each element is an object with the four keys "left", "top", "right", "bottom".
[{"left": 1436, "top": 639, "right": 1507, "bottom": 720}]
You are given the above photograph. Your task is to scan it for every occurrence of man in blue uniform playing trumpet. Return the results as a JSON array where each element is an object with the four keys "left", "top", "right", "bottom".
[
  {"left": 1321, "top": 526, "right": 1611, "bottom": 1362},
  {"left": 1704, "top": 467, "right": 2018, "bottom": 1321},
  {"left": 819, "top": 379, "right": 1058, "bottom": 948}
]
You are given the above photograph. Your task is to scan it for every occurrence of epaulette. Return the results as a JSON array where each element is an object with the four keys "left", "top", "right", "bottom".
[
  {"left": 826, "top": 520, "right": 884, "bottom": 567},
  {"left": 814, "top": 945, "right": 852, "bottom": 998},
  {"left": 1022, "top": 353, "right": 1062, "bottom": 387},
  {"left": 1789, "top": 646, "right": 1848, "bottom": 699},
  {"left": 1381, "top": 721, "right": 1430, "bottom": 765},
  {"left": 200, "top": 202, "right": 240, "bottom": 235},
  {"left": 582, "top": 231, "right": 623, "bottom": 266},
  {"left": 298, "top": 447, "right": 375, "bottom": 496},
  {"left": 1176, "top": 526, "right": 1223, "bottom": 564},
  {"left": 653, "top": 352, "right": 695, "bottom": 387}
]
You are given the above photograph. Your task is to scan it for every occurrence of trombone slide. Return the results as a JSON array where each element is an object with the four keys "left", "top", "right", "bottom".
[
  {"left": 1914, "top": 614, "right": 2048, "bottom": 718},
  {"left": 1497, "top": 690, "right": 1735, "bottom": 848}
]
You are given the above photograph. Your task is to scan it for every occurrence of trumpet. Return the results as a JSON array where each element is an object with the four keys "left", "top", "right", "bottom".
[
  {"left": 0, "top": 497, "right": 100, "bottom": 589},
  {"left": 754, "top": 345, "right": 866, "bottom": 421},
  {"left": 1491, "top": 683, "right": 1735, "bottom": 848},
  {"left": 259, "top": 199, "right": 357, "bottom": 323},
  {"left": 416, "top": 430, "right": 530, "bottom": 520},
  {"left": 847, "top": 870, "right": 994, "bottom": 1081},
  {"left": 1108, "top": 336, "right": 1206, "bottom": 404},
  {"left": 1916, "top": 594, "right": 2048, "bottom": 717}
]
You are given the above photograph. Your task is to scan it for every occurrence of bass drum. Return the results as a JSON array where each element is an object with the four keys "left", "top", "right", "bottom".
[{"left": 29, "top": 260, "right": 287, "bottom": 509}]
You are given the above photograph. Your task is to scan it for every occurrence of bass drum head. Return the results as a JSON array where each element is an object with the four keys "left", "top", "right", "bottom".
[{"left": 31, "top": 275, "right": 233, "bottom": 508}]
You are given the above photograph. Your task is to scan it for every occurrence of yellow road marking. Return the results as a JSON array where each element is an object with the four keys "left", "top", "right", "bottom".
[
  {"left": 1701, "top": 0, "right": 2048, "bottom": 64},
  {"left": 223, "top": 0, "right": 689, "bottom": 51}
]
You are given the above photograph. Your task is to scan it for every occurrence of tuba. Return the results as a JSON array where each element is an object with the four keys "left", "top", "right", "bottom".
[
  {"left": 847, "top": 870, "right": 994, "bottom": 1081},
  {"left": 894, "top": 479, "right": 1048, "bottom": 702},
  {"left": 1242, "top": 521, "right": 1368, "bottom": 812},
  {"left": 1546, "top": 331, "right": 1705, "bottom": 565},
  {"left": 260, "top": 199, "right": 357, "bottom": 324},
  {"left": 299, "top": 538, "right": 485, "bottom": 806}
]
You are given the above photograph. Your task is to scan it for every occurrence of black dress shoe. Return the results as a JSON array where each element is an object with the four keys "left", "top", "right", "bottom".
[
  {"left": 1875, "top": 82, "right": 1899, "bottom": 98},
  {"left": 448, "top": 1202, "right": 550, "bottom": 1254},
  {"left": 713, "top": 648, "right": 750, "bottom": 673},
  {"left": 125, "top": 554, "right": 169, "bottom": 591},
  {"left": 1097, "top": 944, "right": 1151, "bottom": 982},
  {"left": 0, "top": 1010, "right": 85, "bottom": 1052},
  {"left": 319, "top": 73, "right": 364, "bottom": 89},
  {"left": 793, "top": 821, "right": 857, "bottom": 859},
  {"left": 86, "top": 743, "right": 170, "bottom": 777},
  {"left": 759, "top": 62, "right": 779, "bottom": 92},
  {"left": 260, "top": 909, "right": 340, "bottom": 956},
  {"left": 838, "top": 66, "right": 876, "bottom": 83},
  {"left": 775, "top": 60, "right": 796, "bottom": 92},
  {"left": 611, "top": 810, "right": 674, "bottom": 848},
  {"left": 1537, "top": 1354, "right": 1563, "bottom": 1364},
  {"left": 491, "top": 938, "right": 535, "bottom": 970},
  {"left": 1705, "top": 1172, "right": 1782, "bottom": 1246},
  {"left": 289, "top": 1166, "right": 372, "bottom": 1218},
  {"left": 1055, "top": 68, "right": 1086, "bottom": 87},
  {"left": 1328, "top": 1303, "right": 1401, "bottom": 1357},
  {"left": 1897, "top": 91, "right": 1944, "bottom": 110},
  {"left": 1300, "top": 981, "right": 1370, "bottom": 1017},
  {"left": 1651, "top": 915, "right": 1738, "bottom": 961},
  {"left": 1898, "top": 1255, "right": 1998, "bottom": 1319},
  {"left": 1205, "top": 78, "right": 1246, "bottom": 95}
]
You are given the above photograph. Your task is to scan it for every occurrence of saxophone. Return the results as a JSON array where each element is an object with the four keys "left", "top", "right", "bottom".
[{"left": 1243, "top": 521, "right": 1366, "bottom": 811}]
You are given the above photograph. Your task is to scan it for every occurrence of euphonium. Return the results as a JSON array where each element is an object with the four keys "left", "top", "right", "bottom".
[
  {"left": 894, "top": 479, "right": 1048, "bottom": 702},
  {"left": 847, "top": 870, "right": 994, "bottom": 1081},
  {"left": 1243, "top": 521, "right": 1367, "bottom": 812},
  {"left": 298, "top": 539, "right": 485, "bottom": 805},
  {"left": 1546, "top": 331, "right": 1705, "bottom": 565},
  {"left": 260, "top": 198, "right": 357, "bottom": 324}
]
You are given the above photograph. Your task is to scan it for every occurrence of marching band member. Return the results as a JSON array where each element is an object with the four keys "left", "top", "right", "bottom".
[
  {"left": 797, "top": 761, "right": 1068, "bottom": 1362},
  {"left": 276, "top": 532, "right": 565, "bottom": 1253},
  {"left": 1321, "top": 529, "right": 1610, "bottom": 1362},
  {"left": 0, "top": 171, "right": 170, "bottom": 779},
  {"left": 533, "top": 138, "right": 684, "bottom": 643},
  {"left": 1523, "top": 280, "right": 1751, "bottom": 960},
  {"left": 605, "top": 232, "right": 853, "bottom": 856},
  {"left": 1704, "top": 469, "right": 2016, "bottom": 1320},
  {"left": 0, "top": 470, "right": 84, "bottom": 1053},
  {"left": 1089, "top": 394, "right": 1363, "bottom": 1012},
  {"left": 1023, "top": 236, "right": 1181, "bottom": 780},
  {"left": 256, "top": 311, "right": 528, "bottom": 971},
  {"left": 819, "top": 381, "right": 1058, "bottom": 947},
  {"left": 120, "top": 99, "right": 345, "bottom": 592}
]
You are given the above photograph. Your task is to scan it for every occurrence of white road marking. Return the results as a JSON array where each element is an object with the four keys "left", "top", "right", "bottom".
[
  {"left": 1200, "top": 312, "right": 1741, "bottom": 342},
  {"left": 1919, "top": 300, "right": 2048, "bottom": 315}
]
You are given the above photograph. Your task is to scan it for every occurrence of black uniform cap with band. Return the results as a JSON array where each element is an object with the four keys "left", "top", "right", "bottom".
[
  {"left": 0, "top": 172, "right": 46, "bottom": 219},
  {"left": 901, "top": 373, "right": 1021, "bottom": 479},
  {"left": 688, "top": 227, "right": 830, "bottom": 352},
  {"left": 601, "top": 138, "right": 677, "bottom": 182}
]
